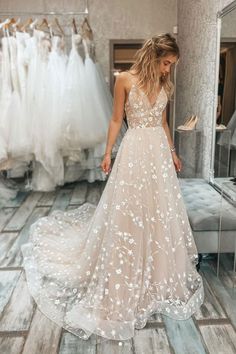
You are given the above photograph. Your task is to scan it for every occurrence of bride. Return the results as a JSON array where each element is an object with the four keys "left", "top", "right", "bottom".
[{"left": 21, "top": 33, "right": 204, "bottom": 342}]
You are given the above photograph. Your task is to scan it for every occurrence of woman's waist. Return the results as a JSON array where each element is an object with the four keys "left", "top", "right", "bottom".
[
  {"left": 127, "top": 116, "right": 163, "bottom": 129},
  {"left": 124, "top": 125, "right": 164, "bottom": 140},
  {"left": 127, "top": 124, "right": 163, "bottom": 130}
]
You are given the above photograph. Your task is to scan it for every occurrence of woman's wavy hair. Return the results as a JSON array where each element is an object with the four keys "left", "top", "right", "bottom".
[{"left": 130, "top": 33, "right": 179, "bottom": 99}]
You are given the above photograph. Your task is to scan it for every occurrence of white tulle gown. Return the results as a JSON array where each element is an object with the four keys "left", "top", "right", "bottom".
[
  {"left": 65, "top": 37, "right": 127, "bottom": 183},
  {"left": 62, "top": 34, "right": 111, "bottom": 153},
  {"left": 29, "top": 30, "right": 62, "bottom": 191},
  {"left": 8, "top": 32, "right": 32, "bottom": 161},
  {"left": 44, "top": 36, "right": 68, "bottom": 185},
  {"left": 34, "top": 35, "right": 67, "bottom": 188},
  {"left": 62, "top": 34, "right": 126, "bottom": 184},
  {"left": 60, "top": 33, "right": 82, "bottom": 161},
  {"left": 6, "top": 35, "right": 21, "bottom": 158},
  {"left": 22, "top": 77, "right": 204, "bottom": 342},
  {"left": 31, "top": 30, "right": 51, "bottom": 168},
  {"left": 0, "top": 35, "right": 12, "bottom": 162}
]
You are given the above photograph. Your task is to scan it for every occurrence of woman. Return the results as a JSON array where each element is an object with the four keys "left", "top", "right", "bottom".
[{"left": 22, "top": 33, "right": 204, "bottom": 342}]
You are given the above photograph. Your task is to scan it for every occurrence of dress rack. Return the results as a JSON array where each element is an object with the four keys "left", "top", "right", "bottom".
[{"left": 0, "top": 1, "right": 89, "bottom": 36}]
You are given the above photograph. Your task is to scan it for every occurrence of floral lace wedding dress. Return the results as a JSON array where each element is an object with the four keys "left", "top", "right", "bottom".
[{"left": 21, "top": 80, "right": 204, "bottom": 341}]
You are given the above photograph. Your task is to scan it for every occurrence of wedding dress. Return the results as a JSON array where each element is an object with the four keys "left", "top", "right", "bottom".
[
  {"left": 0, "top": 35, "right": 12, "bottom": 162},
  {"left": 35, "top": 35, "right": 67, "bottom": 187},
  {"left": 8, "top": 33, "right": 31, "bottom": 161},
  {"left": 63, "top": 38, "right": 127, "bottom": 184},
  {"left": 61, "top": 34, "right": 125, "bottom": 185},
  {"left": 61, "top": 33, "right": 88, "bottom": 154},
  {"left": 45, "top": 35, "right": 67, "bottom": 154},
  {"left": 31, "top": 30, "right": 51, "bottom": 169},
  {"left": 30, "top": 30, "right": 61, "bottom": 191},
  {"left": 22, "top": 79, "right": 204, "bottom": 341},
  {"left": 83, "top": 37, "right": 127, "bottom": 152},
  {"left": 25, "top": 29, "right": 38, "bottom": 145},
  {"left": 82, "top": 38, "right": 110, "bottom": 141},
  {"left": 24, "top": 30, "right": 61, "bottom": 191}
]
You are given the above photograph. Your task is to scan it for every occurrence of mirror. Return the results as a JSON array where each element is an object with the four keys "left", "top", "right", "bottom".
[{"left": 213, "top": 1, "right": 236, "bottom": 185}]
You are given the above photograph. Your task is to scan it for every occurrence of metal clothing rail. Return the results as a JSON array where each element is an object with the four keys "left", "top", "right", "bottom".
[{"left": 0, "top": 11, "right": 88, "bottom": 16}]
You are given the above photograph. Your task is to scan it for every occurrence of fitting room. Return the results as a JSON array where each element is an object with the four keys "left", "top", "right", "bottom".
[{"left": 0, "top": 0, "right": 236, "bottom": 353}]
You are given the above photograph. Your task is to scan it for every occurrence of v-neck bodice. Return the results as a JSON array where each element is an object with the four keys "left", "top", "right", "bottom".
[{"left": 125, "top": 84, "right": 168, "bottom": 129}]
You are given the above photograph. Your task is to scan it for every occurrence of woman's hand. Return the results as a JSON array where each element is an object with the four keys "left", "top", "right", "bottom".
[
  {"left": 101, "top": 153, "right": 111, "bottom": 175},
  {"left": 172, "top": 152, "right": 182, "bottom": 172}
]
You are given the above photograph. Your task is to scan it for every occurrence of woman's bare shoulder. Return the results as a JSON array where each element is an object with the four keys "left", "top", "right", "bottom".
[{"left": 117, "top": 71, "right": 135, "bottom": 91}]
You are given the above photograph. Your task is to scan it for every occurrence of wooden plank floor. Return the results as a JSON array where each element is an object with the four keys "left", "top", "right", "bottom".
[{"left": 0, "top": 181, "right": 235, "bottom": 354}]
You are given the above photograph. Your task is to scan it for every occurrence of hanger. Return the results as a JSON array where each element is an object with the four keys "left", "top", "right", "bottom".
[
  {"left": 9, "top": 17, "right": 16, "bottom": 25},
  {"left": 21, "top": 17, "right": 33, "bottom": 32},
  {"left": 4, "top": 17, "right": 15, "bottom": 31},
  {"left": 11, "top": 17, "right": 21, "bottom": 33},
  {"left": 30, "top": 18, "right": 38, "bottom": 30},
  {"left": 0, "top": 18, "right": 9, "bottom": 36},
  {"left": 0, "top": 18, "right": 9, "bottom": 29},
  {"left": 55, "top": 17, "right": 64, "bottom": 35},
  {"left": 37, "top": 17, "right": 52, "bottom": 37},
  {"left": 38, "top": 18, "right": 50, "bottom": 31},
  {"left": 5, "top": 17, "right": 16, "bottom": 34},
  {"left": 51, "top": 17, "right": 64, "bottom": 36},
  {"left": 72, "top": 18, "right": 78, "bottom": 34},
  {"left": 81, "top": 17, "right": 93, "bottom": 40},
  {"left": 81, "top": 17, "right": 91, "bottom": 30},
  {"left": 0, "top": 18, "right": 11, "bottom": 36}
]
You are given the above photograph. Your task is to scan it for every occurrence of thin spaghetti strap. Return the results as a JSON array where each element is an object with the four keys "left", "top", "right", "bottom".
[
  {"left": 124, "top": 72, "right": 137, "bottom": 107},
  {"left": 126, "top": 70, "right": 137, "bottom": 87},
  {"left": 125, "top": 86, "right": 134, "bottom": 107}
]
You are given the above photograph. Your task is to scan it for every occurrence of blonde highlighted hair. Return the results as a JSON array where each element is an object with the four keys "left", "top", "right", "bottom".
[{"left": 130, "top": 33, "right": 179, "bottom": 99}]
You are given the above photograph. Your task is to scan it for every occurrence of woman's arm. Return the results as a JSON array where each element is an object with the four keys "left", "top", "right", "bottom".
[
  {"left": 101, "top": 74, "right": 126, "bottom": 174},
  {"left": 162, "top": 108, "right": 175, "bottom": 149},
  {"left": 104, "top": 74, "right": 126, "bottom": 155},
  {"left": 162, "top": 109, "right": 182, "bottom": 172}
]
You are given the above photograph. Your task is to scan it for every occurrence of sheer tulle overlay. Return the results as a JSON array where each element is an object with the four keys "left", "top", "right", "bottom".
[{"left": 22, "top": 82, "right": 204, "bottom": 341}]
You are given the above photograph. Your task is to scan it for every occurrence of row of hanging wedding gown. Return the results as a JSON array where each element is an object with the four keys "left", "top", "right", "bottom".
[{"left": 0, "top": 29, "right": 126, "bottom": 191}]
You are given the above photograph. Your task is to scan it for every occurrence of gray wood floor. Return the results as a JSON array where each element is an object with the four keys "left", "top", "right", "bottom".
[{"left": 0, "top": 181, "right": 236, "bottom": 354}]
